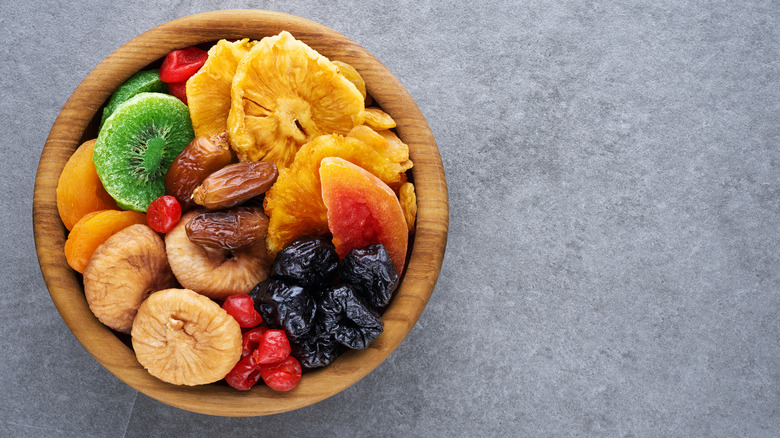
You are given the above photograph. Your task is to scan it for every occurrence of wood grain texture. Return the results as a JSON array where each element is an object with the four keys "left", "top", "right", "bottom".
[{"left": 33, "top": 10, "right": 448, "bottom": 416}]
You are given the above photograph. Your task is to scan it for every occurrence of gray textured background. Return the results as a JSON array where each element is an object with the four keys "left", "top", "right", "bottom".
[{"left": 3, "top": 0, "right": 779, "bottom": 436}]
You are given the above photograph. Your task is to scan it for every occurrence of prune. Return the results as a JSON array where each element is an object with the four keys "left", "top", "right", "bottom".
[
  {"left": 271, "top": 237, "right": 339, "bottom": 288},
  {"left": 338, "top": 244, "right": 399, "bottom": 308},
  {"left": 318, "top": 284, "right": 383, "bottom": 350},
  {"left": 249, "top": 278, "right": 316, "bottom": 341},
  {"left": 290, "top": 322, "right": 344, "bottom": 369}
]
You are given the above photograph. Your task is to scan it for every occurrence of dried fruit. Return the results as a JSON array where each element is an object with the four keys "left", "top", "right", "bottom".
[
  {"left": 399, "top": 181, "right": 417, "bottom": 233},
  {"left": 332, "top": 60, "right": 366, "bottom": 101},
  {"left": 187, "top": 39, "right": 258, "bottom": 137},
  {"left": 192, "top": 161, "right": 278, "bottom": 210},
  {"left": 94, "top": 92, "right": 195, "bottom": 212},
  {"left": 241, "top": 326, "right": 269, "bottom": 357},
  {"left": 165, "top": 132, "right": 233, "bottom": 211},
  {"left": 338, "top": 244, "right": 399, "bottom": 308},
  {"left": 83, "top": 224, "right": 176, "bottom": 333},
  {"left": 263, "top": 133, "right": 412, "bottom": 255},
  {"left": 146, "top": 195, "right": 181, "bottom": 233},
  {"left": 224, "top": 353, "right": 262, "bottom": 390},
  {"left": 320, "top": 157, "right": 408, "bottom": 275},
  {"left": 250, "top": 278, "right": 316, "bottom": 341},
  {"left": 290, "top": 322, "right": 343, "bottom": 369},
  {"left": 227, "top": 31, "right": 364, "bottom": 168},
  {"left": 318, "top": 284, "right": 383, "bottom": 350},
  {"left": 64, "top": 209, "right": 147, "bottom": 273},
  {"left": 166, "top": 210, "right": 272, "bottom": 300},
  {"left": 56, "top": 139, "right": 119, "bottom": 230},
  {"left": 185, "top": 206, "right": 268, "bottom": 251},
  {"left": 131, "top": 288, "right": 243, "bottom": 386},
  {"left": 359, "top": 107, "right": 396, "bottom": 130},
  {"left": 259, "top": 356, "right": 302, "bottom": 391},
  {"left": 167, "top": 81, "right": 188, "bottom": 104},
  {"left": 348, "top": 126, "right": 411, "bottom": 172},
  {"left": 271, "top": 237, "right": 339, "bottom": 288},
  {"left": 160, "top": 46, "right": 209, "bottom": 83},
  {"left": 252, "top": 329, "right": 291, "bottom": 365},
  {"left": 100, "top": 70, "right": 167, "bottom": 129},
  {"left": 221, "top": 293, "right": 263, "bottom": 328}
]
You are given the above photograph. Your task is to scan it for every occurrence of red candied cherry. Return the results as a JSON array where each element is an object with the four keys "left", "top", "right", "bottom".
[
  {"left": 146, "top": 195, "right": 181, "bottom": 233},
  {"left": 251, "top": 329, "right": 291, "bottom": 365},
  {"left": 160, "top": 46, "right": 208, "bottom": 83},
  {"left": 168, "top": 81, "right": 188, "bottom": 104},
  {"left": 240, "top": 326, "right": 268, "bottom": 357},
  {"left": 224, "top": 354, "right": 261, "bottom": 391},
  {"left": 222, "top": 293, "right": 263, "bottom": 328},
  {"left": 260, "top": 356, "right": 302, "bottom": 391}
]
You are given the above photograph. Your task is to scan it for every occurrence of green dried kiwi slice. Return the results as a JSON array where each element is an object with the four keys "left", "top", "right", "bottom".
[
  {"left": 94, "top": 92, "right": 195, "bottom": 212},
  {"left": 99, "top": 70, "right": 167, "bottom": 129}
]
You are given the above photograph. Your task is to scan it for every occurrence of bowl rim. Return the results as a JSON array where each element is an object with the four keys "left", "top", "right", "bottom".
[{"left": 33, "top": 9, "right": 449, "bottom": 416}]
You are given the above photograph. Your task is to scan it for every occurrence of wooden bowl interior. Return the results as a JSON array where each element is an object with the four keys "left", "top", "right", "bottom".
[{"left": 33, "top": 9, "right": 448, "bottom": 416}]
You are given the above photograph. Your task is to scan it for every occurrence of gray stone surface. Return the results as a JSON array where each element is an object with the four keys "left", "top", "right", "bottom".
[{"left": 2, "top": 0, "right": 779, "bottom": 436}]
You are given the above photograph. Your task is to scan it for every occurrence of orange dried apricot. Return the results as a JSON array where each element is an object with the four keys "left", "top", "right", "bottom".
[
  {"left": 56, "top": 139, "right": 119, "bottom": 230},
  {"left": 64, "top": 209, "right": 147, "bottom": 273}
]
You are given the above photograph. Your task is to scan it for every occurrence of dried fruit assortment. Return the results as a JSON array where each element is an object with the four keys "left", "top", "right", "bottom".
[{"left": 56, "top": 32, "right": 418, "bottom": 392}]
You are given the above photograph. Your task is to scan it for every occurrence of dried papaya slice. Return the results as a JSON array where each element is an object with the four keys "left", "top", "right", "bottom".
[
  {"left": 263, "top": 133, "right": 412, "bottom": 255},
  {"left": 227, "top": 31, "right": 364, "bottom": 169}
]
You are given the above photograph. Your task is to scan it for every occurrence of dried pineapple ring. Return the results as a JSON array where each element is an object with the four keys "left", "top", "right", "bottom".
[
  {"left": 227, "top": 31, "right": 365, "bottom": 169},
  {"left": 263, "top": 133, "right": 412, "bottom": 255},
  {"left": 187, "top": 38, "right": 258, "bottom": 137}
]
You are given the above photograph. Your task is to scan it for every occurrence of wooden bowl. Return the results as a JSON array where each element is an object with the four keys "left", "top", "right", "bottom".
[{"left": 33, "top": 10, "right": 448, "bottom": 416}]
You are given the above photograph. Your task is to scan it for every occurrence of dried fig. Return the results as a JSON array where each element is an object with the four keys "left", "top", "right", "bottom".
[
  {"left": 131, "top": 288, "right": 242, "bottom": 386},
  {"left": 166, "top": 210, "right": 272, "bottom": 300},
  {"left": 83, "top": 224, "right": 177, "bottom": 334}
]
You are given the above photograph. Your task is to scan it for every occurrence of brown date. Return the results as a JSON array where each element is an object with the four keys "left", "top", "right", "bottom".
[
  {"left": 192, "top": 161, "right": 278, "bottom": 210},
  {"left": 165, "top": 132, "right": 233, "bottom": 211},
  {"left": 185, "top": 207, "right": 269, "bottom": 250}
]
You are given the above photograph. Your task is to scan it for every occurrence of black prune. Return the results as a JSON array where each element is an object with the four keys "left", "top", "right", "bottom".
[
  {"left": 249, "top": 278, "right": 316, "bottom": 341},
  {"left": 338, "top": 244, "right": 399, "bottom": 308},
  {"left": 290, "top": 322, "right": 344, "bottom": 369},
  {"left": 318, "top": 284, "right": 383, "bottom": 350},
  {"left": 271, "top": 236, "right": 339, "bottom": 288}
]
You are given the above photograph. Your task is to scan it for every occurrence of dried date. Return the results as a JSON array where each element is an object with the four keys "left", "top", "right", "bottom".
[
  {"left": 185, "top": 207, "right": 269, "bottom": 250},
  {"left": 192, "top": 161, "right": 278, "bottom": 209},
  {"left": 164, "top": 132, "right": 233, "bottom": 211}
]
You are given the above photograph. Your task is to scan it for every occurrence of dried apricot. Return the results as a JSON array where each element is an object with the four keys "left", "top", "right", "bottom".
[
  {"left": 64, "top": 209, "right": 147, "bottom": 273},
  {"left": 56, "top": 139, "right": 119, "bottom": 230}
]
